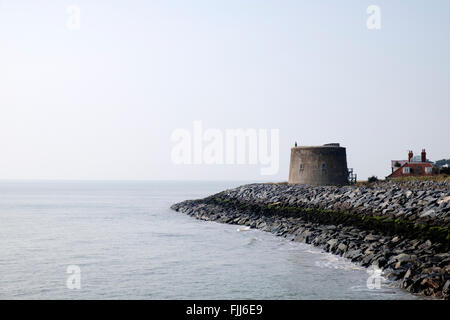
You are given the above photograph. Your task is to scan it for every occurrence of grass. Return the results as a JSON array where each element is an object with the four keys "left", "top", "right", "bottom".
[
  {"left": 267, "top": 175, "right": 450, "bottom": 186},
  {"left": 388, "top": 175, "right": 449, "bottom": 182},
  {"left": 265, "top": 181, "right": 288, "bottom": 185},
  {"left": 355, "top": 175, "right": 449, "bottom": 185}
]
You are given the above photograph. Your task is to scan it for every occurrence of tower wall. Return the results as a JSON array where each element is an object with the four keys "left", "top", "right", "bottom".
[{"left": 288, "top": 145, "right": 348, "bottom": 186}]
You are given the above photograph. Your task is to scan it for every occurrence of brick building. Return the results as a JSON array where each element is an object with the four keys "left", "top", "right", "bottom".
[{"left": 387, "top": 149, "right": 435, "bottom": 178}]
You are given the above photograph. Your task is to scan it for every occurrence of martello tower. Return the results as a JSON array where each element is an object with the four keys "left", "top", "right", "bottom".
[{"left": 288, "top": 143, "right": 349, "bottom": 186}]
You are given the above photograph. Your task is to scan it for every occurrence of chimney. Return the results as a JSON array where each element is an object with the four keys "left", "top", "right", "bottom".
[
  {"left": 408, "top": 150, "right": 413, "bottom": 162},
  {"left": 421, "top": 149, "right": 426, "bottom": 162}
]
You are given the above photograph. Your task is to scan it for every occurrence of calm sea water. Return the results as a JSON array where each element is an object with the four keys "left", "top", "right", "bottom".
[{"left": 0, "top": 181, "right": 418, "bottom": 299}]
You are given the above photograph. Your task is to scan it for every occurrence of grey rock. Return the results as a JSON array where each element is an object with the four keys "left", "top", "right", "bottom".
[
  {"left": 420, "top": 209, "right": 436, "bottom": 218},
  {"left": 337, "top": 243, "right": 348, "bottom": 252}
]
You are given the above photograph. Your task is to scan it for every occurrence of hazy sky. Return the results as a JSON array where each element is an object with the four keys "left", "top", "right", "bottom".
[{"left": 1, "top": 0, "right": 449, "bottom": 181}]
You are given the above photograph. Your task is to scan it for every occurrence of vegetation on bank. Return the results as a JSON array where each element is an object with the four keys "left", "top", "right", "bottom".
[
  {"left": 268, "top": 175, "right": 450, "bottom": 185},
  {"left": 367, "top": 175, "right": 379, "bottom": 183},
  {"left": 388, "top": 175, "right": 450, "bottom": 182},
  {"left": 356, "top": 175, "right": 450, "bottom": 185}
]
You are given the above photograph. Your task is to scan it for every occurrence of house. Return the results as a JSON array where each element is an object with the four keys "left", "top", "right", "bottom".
[{"left": 387, "top": 149, "right": 435, "bottom": 178}]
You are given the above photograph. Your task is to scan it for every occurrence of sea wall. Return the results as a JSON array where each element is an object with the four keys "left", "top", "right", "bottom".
[{"left": 171, "top": 180, "right": 450, "bottom": 299}]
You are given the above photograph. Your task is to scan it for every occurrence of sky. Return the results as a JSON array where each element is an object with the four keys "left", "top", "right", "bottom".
[{"left": 0, "top": 0, "right": 449, "bottom": 181}]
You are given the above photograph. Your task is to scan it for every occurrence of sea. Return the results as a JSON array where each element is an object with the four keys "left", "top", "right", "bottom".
[{"left": 0, "top": 180, "right": 419, "bottom": 299}]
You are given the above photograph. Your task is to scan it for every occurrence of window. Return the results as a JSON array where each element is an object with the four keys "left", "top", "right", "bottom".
[
  {"left": 321, "top": 162, "right": 327, "bottom": 174},
  {"left": 425, "top": 167, "right": 432, "bottom": 174},
  {"left": 403, "top": 167, "right": 410, "bottom": 174},
  {"left": 299, "top": 163, "right": 304, "bottom": 171}
]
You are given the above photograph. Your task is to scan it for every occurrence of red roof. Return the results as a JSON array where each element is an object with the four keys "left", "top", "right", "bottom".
[{"left": 387, "top": 162, "right": 434, "bottom": 178}]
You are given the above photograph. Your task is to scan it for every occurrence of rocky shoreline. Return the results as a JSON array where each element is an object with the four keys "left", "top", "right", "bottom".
[{"left": 171, "top": 180, "right": 450, "bottom": 299}]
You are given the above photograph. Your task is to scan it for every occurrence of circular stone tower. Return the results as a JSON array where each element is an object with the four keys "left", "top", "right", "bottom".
[{"left": 288, "top": 143, "right": 349, "bottom": 186}]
